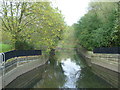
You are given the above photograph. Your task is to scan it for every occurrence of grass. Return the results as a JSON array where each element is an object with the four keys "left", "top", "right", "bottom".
[{"left": 0, "top": 43, "right": 13, "bottom": 53}]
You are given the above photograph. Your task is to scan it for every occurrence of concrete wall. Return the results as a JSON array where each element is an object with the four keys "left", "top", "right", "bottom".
[
  {"left": 5, "top": 63, "right": 47, "bottom": 88},
  {"left": 76, "top": 46, "right": 120, "bottom": 88},
  {"left": 0, "top": 55, "right": 49, "bottom": 89}
]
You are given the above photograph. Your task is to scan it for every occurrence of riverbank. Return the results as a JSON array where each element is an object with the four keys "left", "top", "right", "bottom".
[
  {"left": 32, "top": 49, "right": 113, "bottom": 88},
  {"left": 76, "top": 45, "right": 119, "bottom": 88},
  {"left": 5, "top": 62, "right": 47, "bottom": 88},
  {"left": 0, "top": 54, "right": 49, "bottom": 89}
]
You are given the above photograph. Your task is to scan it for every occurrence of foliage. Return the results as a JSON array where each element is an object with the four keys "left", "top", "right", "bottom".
[
  {"left": 1, "top": 1, "right": 66, "bottom": 52},
  {"left": 57, "top": 26, "right": 76, "bottom": 49},
  {"left": 74, "top": 2, "right": 120, "bottom": 50},
  {"left": 1, "top": 31, "right": 12, "bottom": 44},
  {"left": 29, "top": 2, "right": 65, "bottom": 51},
  {"left": 0, "top": 44, "right": 13, "bottom": 53}
]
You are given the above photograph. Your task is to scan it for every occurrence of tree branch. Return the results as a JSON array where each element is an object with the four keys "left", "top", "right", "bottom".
[
  {"left": 2, "top": 1, "right": 13, "bottom": 32},
  {"left": 1, "top": 18, "right": 10, "bottom": 31},
  {"left": 19, "top": 2, "right": 26, "bottom": 24},
  {"left": 10, "top": 2, "right": 14, "bottom": 30}
]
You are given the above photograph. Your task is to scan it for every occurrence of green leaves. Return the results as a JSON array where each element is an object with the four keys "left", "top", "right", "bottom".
[
  {"left": 29, "top": 2, "right": 65, "bottom": 50},
  {"left": 74, "top": 2, "right": 119, "bottom": 50},
  {"left": 1, "top": 1, "right": 66, "bottom": 51}
]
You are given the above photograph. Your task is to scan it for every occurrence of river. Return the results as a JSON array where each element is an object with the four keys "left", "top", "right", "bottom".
[{"left": 32, "top": 49, "right": 113, "bottom": 88}]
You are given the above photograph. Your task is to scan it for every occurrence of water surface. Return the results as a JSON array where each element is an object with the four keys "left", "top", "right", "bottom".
[{"left": 32, "top": 49, "right": 113, "bottom": 88}]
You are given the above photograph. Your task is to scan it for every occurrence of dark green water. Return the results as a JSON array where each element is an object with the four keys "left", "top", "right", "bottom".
[{"left": 32, "top": 49, "right": 113, "bottom": 88}]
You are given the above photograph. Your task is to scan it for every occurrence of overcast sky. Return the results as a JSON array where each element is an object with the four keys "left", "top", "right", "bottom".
[{"left": 52, "top": 0, "right": 91, "bottom": 26}]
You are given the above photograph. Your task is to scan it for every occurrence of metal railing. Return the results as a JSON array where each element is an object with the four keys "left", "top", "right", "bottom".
[
  {"left": 93, "top": 47, "right": 120, "bottom": 54},
  {"left": 4, "top": 50, "right": 42, "bottom": 62},
  {"left": 0, "top": 50, "right": 42, "bottom": 89}
]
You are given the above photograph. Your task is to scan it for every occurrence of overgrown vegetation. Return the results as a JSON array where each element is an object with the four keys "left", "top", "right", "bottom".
[
  {"left": 0, "top": 44, "right": 13, "bottom": 52},
  {"left": 74, "top": 2, "right": 120, "bottom": 50},
  {"left": 0, "top": 1, "right": 66, "bottom": 53}
]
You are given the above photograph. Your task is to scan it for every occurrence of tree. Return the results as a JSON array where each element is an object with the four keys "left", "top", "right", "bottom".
[
  {"left": 74, "top": 2, "right": 119, "bottom": 50},
  {"left": 1, "top": 1, "right": 35, "bottom": 49},
  {"left": 29, "top": 2, "right": 66, "bottom": 52},
  {"left": 1, "top": 1, "right": 66, "bottom": 51}
]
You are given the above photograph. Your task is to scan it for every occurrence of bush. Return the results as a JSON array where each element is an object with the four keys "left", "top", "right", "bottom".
[
  {"left": 15, "top": 41, "right": 34, "bottom": 50},
  {"left": 0, "top": 44, "right": 13, "bottom": 52}
]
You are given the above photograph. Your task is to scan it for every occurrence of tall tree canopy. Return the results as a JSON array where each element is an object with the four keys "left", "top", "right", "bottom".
[
  {"left": 0, "top": 1, "right": 66, "bottom": 51},
  {"left": 74, "top": 2, "right": 120, "bottom": 50}
]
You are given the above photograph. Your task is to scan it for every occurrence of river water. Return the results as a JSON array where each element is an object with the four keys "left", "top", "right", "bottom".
[{"left": 32, "top": 49, "right": 113, "bottom": 88}]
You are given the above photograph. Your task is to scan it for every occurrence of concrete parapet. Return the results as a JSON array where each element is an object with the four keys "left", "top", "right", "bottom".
[
  {"left": 76, "top": 47, "right": 119, "bottom": 88},
  {"left": 0, "top": 55, "right": 49, "bottom": 89}
]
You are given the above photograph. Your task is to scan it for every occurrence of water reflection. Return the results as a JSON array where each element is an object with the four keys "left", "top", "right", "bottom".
[
  {"left": 76, "top": 67, "right": 112, "bottom": 88},
  {"left": 61, "top": 58, "right": 80, "bottom": 88},
  {"left": 32, "top": 49, "right": 112, "bottom": 88},
  {"left": 33, "top": 61, "right": 66, "bottom": 88}
]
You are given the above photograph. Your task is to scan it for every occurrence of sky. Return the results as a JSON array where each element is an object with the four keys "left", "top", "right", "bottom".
[
  {"left": 0, "top": 0, "right": 90, "bottom": 26},
  {"left": 52, "top": 0, "right": 91, "bottom": 26}
]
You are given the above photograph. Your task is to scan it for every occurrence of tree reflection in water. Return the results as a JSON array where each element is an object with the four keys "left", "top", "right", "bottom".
[{"left": 33, "top": 49, "right": 113, "bottom": 88}]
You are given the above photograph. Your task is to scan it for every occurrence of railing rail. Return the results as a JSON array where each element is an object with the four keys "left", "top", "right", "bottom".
[
  {"left": 93, "top": 47, "right": 120, "bottom": 54},
  {"left": 3, "top": 50, "right": 42, "bottom": 62},
  {"left": 0, "top": 50, "right": 43, "bottom": 89}
]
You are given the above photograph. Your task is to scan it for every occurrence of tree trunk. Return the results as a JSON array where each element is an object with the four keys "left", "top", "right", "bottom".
[{"left": 49, "top": 48, "right": 56, "bottom": 65}]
